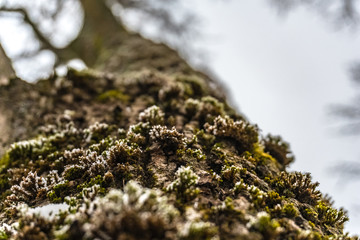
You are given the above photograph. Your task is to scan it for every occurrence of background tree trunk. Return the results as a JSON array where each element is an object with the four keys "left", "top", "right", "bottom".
[{"left": 0, "top": 43, "right": 15, "bottom": 85}]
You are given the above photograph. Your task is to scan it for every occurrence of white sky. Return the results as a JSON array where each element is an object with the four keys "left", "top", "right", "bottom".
[{"left": 1, "top": 0, "right": 360, "bottom": 235}]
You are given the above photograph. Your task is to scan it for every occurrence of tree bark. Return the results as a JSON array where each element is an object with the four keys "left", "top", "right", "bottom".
[
  {"left": 0, "top": 43, "right": 15, "bottom": 85},
  {"left": 0, "top": 3, "right": 353, "bottom": 239}
]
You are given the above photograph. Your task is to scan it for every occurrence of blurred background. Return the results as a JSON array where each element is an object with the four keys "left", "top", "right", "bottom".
[{"left": 0, "top": 0, "right": 360, "bottom": 234}]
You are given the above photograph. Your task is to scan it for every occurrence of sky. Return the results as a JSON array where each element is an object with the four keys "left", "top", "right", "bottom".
[{"left": 1, "top": 0, "right": 360, "bottom": 235}]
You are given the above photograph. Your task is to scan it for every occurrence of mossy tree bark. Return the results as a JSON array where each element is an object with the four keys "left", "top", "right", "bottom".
[{"left": 0, "top": 2, "right": 356, "bottom": 240}]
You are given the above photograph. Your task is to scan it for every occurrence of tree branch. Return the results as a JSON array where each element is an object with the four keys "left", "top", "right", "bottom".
[
  {"left": 0, "top": 7, "right": 58, "bottom": 53},
  {"left": 0, "top": 43, "right": 16, "bottom": 85},
  {"left": 0, "top": 7, "right": 78, "bottom": 65}
]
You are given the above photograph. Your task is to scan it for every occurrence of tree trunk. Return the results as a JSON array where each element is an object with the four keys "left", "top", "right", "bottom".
[
  {"left": 0, "top": 43, "right": 15, "bottom": 85},
  {"left": 0, "top": 3, "right": 353, "bottom": 239}
]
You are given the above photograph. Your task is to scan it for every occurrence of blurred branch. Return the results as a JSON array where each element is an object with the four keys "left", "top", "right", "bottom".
[
  {"left": 0, "top": 42, "right": 16, "bottom": 84},
  {"left": 0, "top": 6, "right": 77, "bottom": 65},
  {"left": 349, "top": 62, "right": 360, "bottom": 84},
  {"left": 329, "top": 161, "right": 360, "bottom": 181},
  {"left": 0, "top": 7, "right": 58, "bottom": 54},
  {"left": 268, "top": 0, "right": 359, "bottom": 28}
]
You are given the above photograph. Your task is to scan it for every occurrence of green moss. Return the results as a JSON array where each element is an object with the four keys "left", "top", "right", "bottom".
[
  {"left": 262, "top": 134, "right": 295, "bottom": 169},
  {"left": 200, "top": 96, "right": 225, "bottom": 120},
  {"left": 0, "top": 154, "right": 10, "bottom": 201},
  {"left": 266, "top": 191, "right": 283, "bottom": 207},
  {"left": 309, "top": 221, "right": 316, "bottom": 228},
  {"left": 0, "top": 230, "right": 8, "bottom": 240},
  {"left": 0, "top": 153, "right": 9, "bottom": 172},
  {"left": 96, "top": 89, "right": 130, "bottom": 103},
  {"left": 221, "top": 165, "right": 240, "bottom": 183},
  {"left": 316, "top": 201, "right": 349, "bottom": 228},
  {"left": 0, "top": 63, "right": 354, "bottom": 239},
  {"left": 195, "top": 129, "right": 215, "bottom": 149},
  {"left": 303, "top": 208, "right": 318, "bottom": 223},
  {"left": 211, "top": 143, "right": 226, "bottom": 161},
  {"left": 176, "top": 75, "right": 207, "bottom": 98},
  {"left": 205, "top": 115, "right": 258, "bottom": 153},
  {"left": 248, "top": 185, "right": 267, "bottom": 208},
  {"left": 166, "top": 166, "right": 200, "bottom": 203},
  {"left": 249, "top": 212, "right": 280, "bottom": 238},
  {"left": 88, "top": 136, "right": 114, "bottom": 154},
  {"left": 138, "top": 105, "right": 165, "bottom": 126},
  {"left": 47, "top": 181, "right": 70, "bottom": 203},
  {"left": 184, "top": 98, "right": 200, "bottom": 118},
  {"left": 282, "top": 203, "right": 298, "bottom": 218},
  {"left": 108, "top": 140, "right": 143, "bottom": 166},
  {"left": 233, "top": 179, "right": 246, "bottom": 194},
  {"left": 181, "top": 222, "right": 218, "bottom": 240},
  {"left": 47, "top": 191, "right": 62, "bottom": 203},
  {"left": 0, "top": 174, "right": 10, "bottom": 194},
  {"left": 178, "top": 148, "right": 206, "bottom": 162},
  {"left": 271, "top": 172, "right": 321, "bottom": 206},
  {"left": 64, "top": 165, "right": 85, "bottom": 181},
  {"left": 251, "top": 143, "right": 277, "bottom": 166},
  {"left": 77, "top": 175, "right": 107, "bottom": 195}
]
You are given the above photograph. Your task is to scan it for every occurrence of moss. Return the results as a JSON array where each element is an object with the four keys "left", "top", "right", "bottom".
[
  {"left": 63, "top": 164, "right": 85, "bottom": 181},
  {"left": 282, "top": 203, "right": 298, "bottom": 218},
  {"left": 84, "top": 122, "right": 115, "bottom": 143},
  {"left": 138, "top": 105, "right": 165, "bottom": 126},
  {"left": 176, "top": 148, "right": 201, "bottom": 163},
  {"left": 233, "top": 179, "right": 247, "bottom": 194},
  {"left": 248, "top": 185, "right": 267, "bottom": 209},
  {"left": 0, "top": 60, "right": 355, "bottom": 239},
  {"left": 251, "top": 143, "right": 277, "bottom": 166},
  {"left": 158, "top": 82, "right": 184, "bottom": 102},
  {"left": 211, "top": 143, "right": 226, "bottom": 161},
  {"left": 88, "top": 136, "right": 114, "bottom": 154},
  {"left": 181, "top": 222, "right": 218, "bottom": 240},
  {"left": 248, "top": 212, "right": 281, "bottom": 239},
  {"left": 176, "top": 75, "right": 207, "bottom": 98},
  {"left": 316, "top": 201, "right": 349, "bottom": 228},
  {"left": 47, "top": 191, "right": 62, "bottom": 203},
  {"left": 266, "top": 191, "right": 283, "bottom": 207},
  {"left": 77, "top": 175, "right": 107, "bottom": 195},
  {"left": 0, "top": 172, "right": 10, "bottom": 198},
  {"left": 96, "top": 89, "right": 130, "bottom": 103},
  {"left": 200, "top": 96, "right": 225, "bottom": 120},
  {"left": 205, "top": 115, "right": 258, "bottom": 153},
  {"left": 7, "top": 138, "right": 44, "bottom": 162},
  {"left": 271, "top": 172, "right": 322, "bottom": 206},
  {"left": 166, "top": 166, "right": 200, "bottom": 203},
  {"left": 47, "top": 181, "right": 70, "bottom": 203},
  {"left": 108, "top": 140, "right": 143, "bottom": 166},
  {"left": 56, "top": 181, "right": 180, "bottom": 239},
  {"left": 308, "top": 221, "right": 316, "bottom": 228},
  {"left": 0, "top": 153, "right": 10, "bottom": 172},
  {"left": 221, "top": 165, "right": 240, "bottom": 183},
  {"left": 303, "top": 208, "right": 318, "bottom": 223},
  {"left": 150, "top": 125, "right": 184, "bottom": 153},
  {"left": 0, "top": 231, "right": 8, "bottom": 240},
  {"left": 195, "top": 129, "right": 215, "bottom": 149},
  {"left": 184, "top": 98, "right": 200, "bottom": 118},
  {"left": 262, "top": 134, "right": 295, "bottom": 169}
]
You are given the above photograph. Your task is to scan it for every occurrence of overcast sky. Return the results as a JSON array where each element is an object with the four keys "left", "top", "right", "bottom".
[
  {"left": 187, "top": 0, "right": 360, "bottom": 234},
  {"left": 1, "top": 0, "right": 360, "bottom": 235}
]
